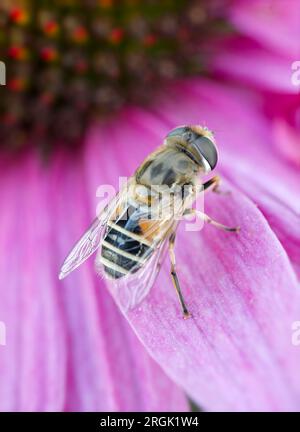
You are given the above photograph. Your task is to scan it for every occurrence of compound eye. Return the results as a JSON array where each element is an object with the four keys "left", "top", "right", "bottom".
[
  {"left": 195, "top": 136, "right": 218, "bottom": 170},
  {"left": 165, "top": 126, "right": 187, "bottom": 139}
]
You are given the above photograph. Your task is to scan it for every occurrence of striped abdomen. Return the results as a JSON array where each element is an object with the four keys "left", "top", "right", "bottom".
[{"left": 100, "top": 206, "right": 153, "bottom": 279}]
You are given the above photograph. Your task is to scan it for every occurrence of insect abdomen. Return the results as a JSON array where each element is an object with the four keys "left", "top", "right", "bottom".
[{"left": 100, "top": 206, "right": 153, "bottom": 279}]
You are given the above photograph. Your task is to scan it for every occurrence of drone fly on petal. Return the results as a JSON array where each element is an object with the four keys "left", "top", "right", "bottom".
[{"left": 59, "top": 126, "right": 239, "bottom": 318}]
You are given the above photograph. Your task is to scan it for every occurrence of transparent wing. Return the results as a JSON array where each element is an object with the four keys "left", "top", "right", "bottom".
[
  {"left": 59, "top": 183, "right": 128, "bottom": 280},
  {"left": 59, "top": 216, "right": 106, "bottom": 280},
  {"left": 99, "top": 188, "right": 186, "bottom": 312}
]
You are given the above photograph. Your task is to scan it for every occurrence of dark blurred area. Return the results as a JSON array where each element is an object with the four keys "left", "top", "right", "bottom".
[{"left": 0, "top": 0, "right": 228, "bottom": 153}]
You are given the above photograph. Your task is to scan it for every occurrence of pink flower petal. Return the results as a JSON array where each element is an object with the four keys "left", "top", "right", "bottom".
[
  {"left": 122, "top": 186, "right": 300, "bottom": 411},
  {"left": 211, "top": 38, "right": 298, "bottom": 93},
  {"left": 84, "top": 114, "right": 300, "bottom": 410},
  {"left": 0, "top": 151, "right": 188, "bottom": 412},
  {"left": 272, "top": 118, "right": 300, "bottom": 166},
  {"left": 0, "top": 155, "right": 66, "bottom": 411},
  {"left": 229, "top": 0, "right": 300, "bottom": 57}
]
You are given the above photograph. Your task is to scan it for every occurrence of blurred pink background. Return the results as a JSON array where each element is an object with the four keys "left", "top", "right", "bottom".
[{"left": 0, "top": 0, "right": 299, "bottom": 412}]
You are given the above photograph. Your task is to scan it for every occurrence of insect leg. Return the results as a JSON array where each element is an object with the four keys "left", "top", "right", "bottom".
[
  {"left": 202, "top": 175, "right": 230, "bottom": 195},
  {"left": 185, "top": 209, "right": 239, "bottom": 232},
  {"left": 203, "top": 175, "right": 221, "bottom": 192},
  {"left": 169, "top": 232, "right": 191, "bottom": 319}
]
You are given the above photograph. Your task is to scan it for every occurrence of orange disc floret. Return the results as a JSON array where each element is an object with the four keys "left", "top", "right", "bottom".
[
  {"left": 7, "top": 77, "right": 26, "bottom": 92},
  {"left": 99, "top": 0, "right": 113, "bottom": 8},
  {"left": 72, "top": 26, "right": 89, "bottom": 44},
  {"left": 43, "top": 20, "right": 59, "bottom": 37},
  {"left": 8, "top": 46, "right": 27, "bottom": 60},
  {"left": 109, "top": 28, "right": 124, "bottom": 44},
  {"left": 40, "top": 47, "right": 58, "bottom": 62},
  {"left": 9, "top": 8, "right": 28, "bottom": 25}
]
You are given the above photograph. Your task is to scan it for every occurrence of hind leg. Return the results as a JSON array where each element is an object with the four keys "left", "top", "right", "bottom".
[{"left": 168, "top": 232, "right": 191, "bottom": 319}]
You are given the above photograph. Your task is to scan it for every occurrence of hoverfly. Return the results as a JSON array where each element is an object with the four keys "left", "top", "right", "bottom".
[{"left": 59, "top": 126, "right": 239, "bottom": 318}]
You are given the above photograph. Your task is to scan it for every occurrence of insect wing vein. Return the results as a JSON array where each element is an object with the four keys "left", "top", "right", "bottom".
[{"left": 58, "top": 185, "right": 127, "bottom": 280}]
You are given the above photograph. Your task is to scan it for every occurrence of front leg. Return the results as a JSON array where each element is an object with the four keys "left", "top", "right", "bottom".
[
  {"left": 203, "top": 175, "right": 221, "bottom": 193},
  {"left": 202, "top": 175, "right": 230, "bottom": 195},
  {"left": 184, "top": 209, "right": 240, "bottom": 233}
]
